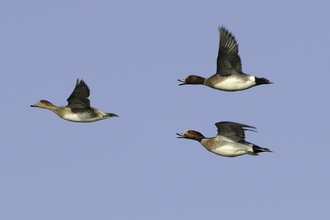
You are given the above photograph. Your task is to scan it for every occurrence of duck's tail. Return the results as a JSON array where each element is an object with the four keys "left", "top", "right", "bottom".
[
  {"left": 255, "top": 77, "right": 273, "bottom": 85},
  {"left": 105, "top": 113, "right": 119, "bottom": 118},
  {"left": 252, "top": 144, "right": 272, "bottom": 155}
]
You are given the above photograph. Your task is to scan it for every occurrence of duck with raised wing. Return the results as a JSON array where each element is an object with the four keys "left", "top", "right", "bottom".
[
  {"left": 177, "top": 121, "right": 271, "bottom": 157},
  {"left": 178, "top": 26, "right": 272, "bottom": 91},
  {"left": 31, "top": 79, "right": 118, "bottom": 122}
]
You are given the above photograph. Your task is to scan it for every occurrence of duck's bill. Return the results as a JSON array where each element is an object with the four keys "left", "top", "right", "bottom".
[
  {"left": 176, "top": 133, "right": 185, "bottom": 138},
  {"left": 30, "top": 104, "right": 37, "bottom": 107},
  {"left": 177, "top": 79, "right": 186, "bottom": 86}
]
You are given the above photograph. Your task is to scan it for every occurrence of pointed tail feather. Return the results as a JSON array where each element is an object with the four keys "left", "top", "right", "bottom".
[
  {"left": 104, "top": 113, "right": 119, "bottom": 118},
  {"left": 255, "top": 77, "right": 272, "bottom": 85},
  {"left": 253, "top": 145, "right": 272, "bottom": 154}
]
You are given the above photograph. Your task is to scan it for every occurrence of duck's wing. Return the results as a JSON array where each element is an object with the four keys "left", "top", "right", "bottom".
[
  {"left": 67, "top": 79, "right": 91, "bottom": 108},
  {"left": 215, "top": 121, "right": 256, "bottom": 142},
  {"left": 216, "top": 26, "right": 242, "bottom": 76}
]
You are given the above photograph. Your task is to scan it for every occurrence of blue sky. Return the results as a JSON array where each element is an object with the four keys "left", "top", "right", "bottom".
[{"left": 1, "top": 0, "right": 330, "bottom": 219}]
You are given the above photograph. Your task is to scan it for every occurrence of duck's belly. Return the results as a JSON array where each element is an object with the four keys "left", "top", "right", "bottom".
[
  {"left": 62, "top": 112, "right": 100, "bottom": 122},
  {"left": 209, "top": 144, "right": 252, "bottom": 157},
  {"left": 211, "top": 76, "right": 256, "bottom": 91}
]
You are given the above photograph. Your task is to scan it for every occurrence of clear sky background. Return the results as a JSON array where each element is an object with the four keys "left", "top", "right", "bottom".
[{"left": 1, "top": 0, "right": 330, "bottom": 219}]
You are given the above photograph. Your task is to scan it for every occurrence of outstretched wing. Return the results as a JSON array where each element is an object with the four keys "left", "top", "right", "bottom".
[
  {"left": 67, "top": 79, "right": 91, "bottom": 108},
  {"left": 215, "top": 121, "right": 256, "bottom": 142},
  {"left": 216, "top": 27, "right": 242, "bottom": 76}
]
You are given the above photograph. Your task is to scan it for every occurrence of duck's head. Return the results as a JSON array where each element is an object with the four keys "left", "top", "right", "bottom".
[
  {"left": 178, "top": 75, "right": 205, "bottom": 85},
  {"left": 176, "top": 130, "right": 205, "bottom": 142},
  {"left": 30, "top": 100, "right": 56, "bottom": 109}
]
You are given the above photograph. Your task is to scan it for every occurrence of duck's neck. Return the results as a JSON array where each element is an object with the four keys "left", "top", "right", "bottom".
[
  {"left": 43, "top": 103, "right": 59, "bottom": 111},
  {"left": 192, "top": 131, "right": 205, "bottom": 142}
]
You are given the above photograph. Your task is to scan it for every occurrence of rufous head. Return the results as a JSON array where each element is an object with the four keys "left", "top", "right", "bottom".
[
  {"left": 178, "top": 75, "right": 206, "bottom": 85},
  {"left": 176, "top": 130, "right": 205, "bottom": 142}
]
